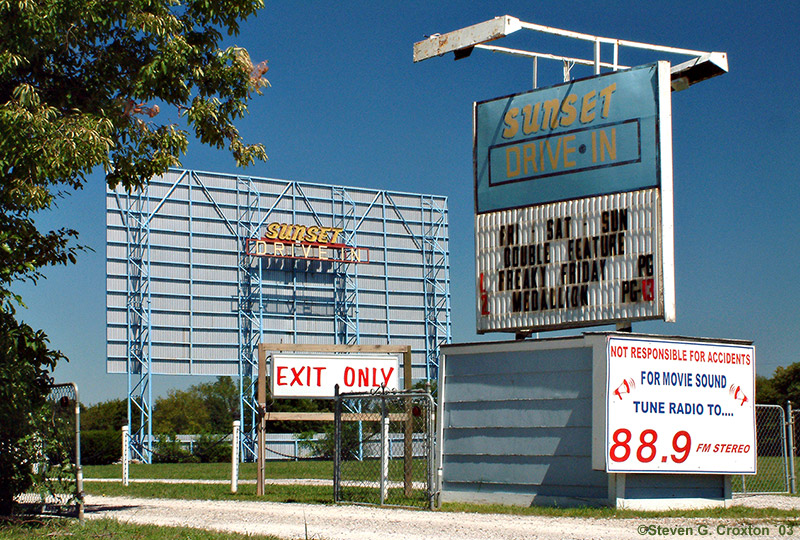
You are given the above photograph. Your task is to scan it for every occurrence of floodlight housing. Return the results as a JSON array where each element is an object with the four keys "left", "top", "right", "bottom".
[
  {"left": 413, "top": 15, "right": 728, "bottom": 92},
  {"left": 413, "top": 15, "right": 522, "bottom": 63},
  {"left": 670, "top": 52, "right": 728, "bottom": 91}
]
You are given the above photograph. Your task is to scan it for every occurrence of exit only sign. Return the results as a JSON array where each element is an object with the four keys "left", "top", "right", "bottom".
[{"left": 269, "top": 354, "right": 400, "bottom": 399}]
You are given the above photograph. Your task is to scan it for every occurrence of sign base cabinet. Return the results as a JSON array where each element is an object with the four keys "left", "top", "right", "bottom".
[{"left": 438, "top": 332, "right": 754, "bottom": 509}]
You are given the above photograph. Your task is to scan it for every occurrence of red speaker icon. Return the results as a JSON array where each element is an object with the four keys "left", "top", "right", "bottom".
[
  {"left": 613, "top": 378, "right": 636, "bottom": 400},
  {"left": 729, "top": 384, "right": 749, "bottom": 407}
]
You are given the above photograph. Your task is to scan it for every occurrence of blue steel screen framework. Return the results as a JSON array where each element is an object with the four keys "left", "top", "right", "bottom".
[{"left": 106, "top": 169, "right": 451, "bottom": 462}]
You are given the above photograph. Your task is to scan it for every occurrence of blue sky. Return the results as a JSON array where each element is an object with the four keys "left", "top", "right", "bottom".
[{"left": 16, "top": 1, "right": 800, "bottom": 404}]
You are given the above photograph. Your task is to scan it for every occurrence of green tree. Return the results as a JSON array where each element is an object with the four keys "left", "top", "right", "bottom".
[
  {"left": 194, "top": 376, "right": 239, "bottom": 433},
  {"left": 0, "top": 0, "right": 267, "bottom": 514},
  {"left": 756, "top": 362, "right": 800, "bottom": 407},
  {"left": 81, "top": 398, "right": 130, "bottom": 431},
  {"left": 0, "top": 313, "right": 63, "bottom": 515},
  {"left": 153, "top": 388, "right": 211, "bottom": 434},
  {"left": 755, "top": 374, "right": 780, "bottom": 405}
]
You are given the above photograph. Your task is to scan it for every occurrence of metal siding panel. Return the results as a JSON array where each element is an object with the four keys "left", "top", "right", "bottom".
[
  {"left": 192, "top": 329, "right": 238, "bottom": 343},
  {"left": 191, "top": 361, "right": 239, "bottom": 376},
  {"left": 445, "top": 426, "right": 593, "bottom": 457},
  {"left": 107, "top": 359, "right": 126, "bottom": 373},
  {"left": 444, "top": 371, "right": 589, "bottom": 402},
  {"left": 106, "top": 274, "right": 126, "bottom": 291},
  {"left": 153, "top": 359, "right": 191, "bottom": 375},
  {"left": 445, "top": 398, "right": 593, "bottom": 429},
  {"left": 441, "top": 482, "right": 608, "bottom": 502},
  {"left": 359, "top": 321, "right": 389, "bottom": 336},
  {"left": 108, "top": 343, "right": 127, "bottom": 357},
  {"left": 446, "top": 348, "right": 591, "bottom": 377},
  {"left": 624, "top": 474, "right": 724, "bottom": 499},
  {"left": 442, "top": 343, "right": 601, "bottom": 502},
  {"left": 443, "top": 454, "right": 606, "bottom": 487},
  {"left": 107, "top": 311, "right": 127, "bottom": 324}
]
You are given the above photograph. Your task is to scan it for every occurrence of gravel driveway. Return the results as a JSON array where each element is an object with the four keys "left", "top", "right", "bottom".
[{"left": 83, "top": 494, "right": 800, "bottom": 540}]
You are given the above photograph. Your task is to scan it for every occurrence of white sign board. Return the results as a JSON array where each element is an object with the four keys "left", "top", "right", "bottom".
[
  {"left": 476, "top": 189, "right": 675, "bottom": 333},
  {"left": 605, "top": 336, "right": 756, "bottom": 474},
  {"left": 270, "top": 354, "right": 400, "bottom": 399}
]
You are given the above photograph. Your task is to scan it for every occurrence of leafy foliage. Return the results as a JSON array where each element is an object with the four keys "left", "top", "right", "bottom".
[
  {"left": 756, "top": 363, "right": 800, "bottom": 407},
  {"left": 81, "top": 429, "right": 122, "bottom": 466},
  {"left": 193, "top": 433, "right": 232, "bottom": 463},
  {"left": 192, "top": 376, "right": 240, "bottom": 433},
  {"left": 154, "top": 388, "right": 211, "bottom": 435},
  {"left": 264, "top": 396, "right": 334, "bottom": 434},
  {"left": 152, "top": 434, "right": 198, "bottom": 464},
  {"left": 151, "top": 376, "right": 336, "bottom": 435},
  {"left": 0, "top": 0, "right": 267, "bottom": 514},
  {"left": 82, "top": 398, "right": 132, "bottom": 432},
  {"left": 0, "top": 310, "right": 62, "bottom": 515},
  {"left": 298, "top": 422, "right": 367, "bottom": 461}
]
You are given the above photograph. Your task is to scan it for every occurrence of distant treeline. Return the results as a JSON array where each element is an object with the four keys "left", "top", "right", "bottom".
[
  {"left": 80, "top": 376, "right": 335, "bottom": 464},
  {"left": 755, "top": 361, "right": 800, "bottom": 407}
]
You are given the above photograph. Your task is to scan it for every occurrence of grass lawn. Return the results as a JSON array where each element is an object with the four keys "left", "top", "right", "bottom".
[
  {"left": 85, "top": 458, "right": 430, "bottom": 483},
  {"left": 84, "top": 460, "right": 337, "bottom": 504},
  {"left": 731, "top": 455, "right": 798, "bottom": 493},
  {"left": 84, "top": 458, "right": 430, "bottom": 507},
  {"left": 84, "top": 480, "right": 333, "bottom": 504},
  {"left": 79, "top": 461, "right": 800, "bottom": 519},
  {"left": 0, "top": 517, "right": 281, "bottom": 540},
  {"left": 84, "top": 460, "right": 333, "bottom": 480}
]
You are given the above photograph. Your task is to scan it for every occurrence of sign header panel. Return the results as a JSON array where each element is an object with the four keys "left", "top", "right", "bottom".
[
  {"left": 474, "top": 63, "right": 668, "bottom": 214},
  {"left": 270, "top": 354, "right": 400, "bottom": 399},
  {"left": 605, "top": 336, "right": 756, "bottom": 474}
]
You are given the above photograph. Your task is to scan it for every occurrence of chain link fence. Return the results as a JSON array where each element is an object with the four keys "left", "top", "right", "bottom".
[
  {"left": 15, "top": 383, "right": 83, "bottom": 518},
  {"left": 791, "top": 407, "right": 799, "bottom": 492},
  {"left": 733, "top": 403, "right": 789, "bottom": 494},
  {"left": 333, "top": 390, "right": 435, "bottom": 509}
]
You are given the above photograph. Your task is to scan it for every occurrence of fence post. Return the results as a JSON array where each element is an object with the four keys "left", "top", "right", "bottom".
[
  {"left": 231, "top": 420, "right": 240, "bottom": 494},
  {"left": 72, "top": 384, "right": 84, "bottom": 522},
  {"left": 257, "top": 345, "right": 266, "bottom": 496},
  {"left": 403, "top": 348, "right": 414, "bottom": 497},
  {"left": 333, "top": 384, "right": 341, "bottom": 503},
  {"left": 380, "top": 396, "right": 389, "bottom": 505},
  {"left": 426, "top": 392, "right": 436, "bottom": 510},
  {"left": 121, "top": 425, "right": 130, "bottom": 486},
  {"left": 788, "top": 401, "right": 797, "bottom": 494}
]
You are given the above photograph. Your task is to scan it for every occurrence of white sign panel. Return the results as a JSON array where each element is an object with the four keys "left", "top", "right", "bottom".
[
  {"left": 270, "top": 354, "right": 400, "bottom": 399},
  {"left": 476, "top": 188, "right": 674, "bottom": 333},
  {"left": 605, "top": 336, "right": 756, "bottom": 474}
]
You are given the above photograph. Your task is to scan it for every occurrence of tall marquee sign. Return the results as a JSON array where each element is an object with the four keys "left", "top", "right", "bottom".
[{"left": 475, "top": 62, "right": 676, "bottom": 333}]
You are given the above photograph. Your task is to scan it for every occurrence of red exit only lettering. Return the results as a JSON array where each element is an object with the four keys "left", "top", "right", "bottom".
[
  {"left": 270, "top": 355, "right": 400, "bottom": 399},
  {"left": 274, "top": 365, "right": 395, "bottom": 388}
]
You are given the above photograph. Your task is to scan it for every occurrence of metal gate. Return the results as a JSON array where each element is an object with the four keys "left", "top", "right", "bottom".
[
  {"left": 15, "top": 383, "right": 84, "bottom": 518},
  {"left": 791, "top": 406, "right": 798, "bottom": 493},
  {"left": 333, "top": 389, "right": 435, "bottom": 509},
  {"left": 735, "top": 404, "right": 789, "bottom": 494}
]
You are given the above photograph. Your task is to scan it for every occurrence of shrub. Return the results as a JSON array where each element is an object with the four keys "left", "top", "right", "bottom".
[
  {"left": 152, "top": 435, "right": 198, "bottom": 464},
  {"left": 81, "top": 430, "right": 121, "bottom": 465},
  {"left": 193, "top": 434, "right": 232, "bottom": 463}
]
